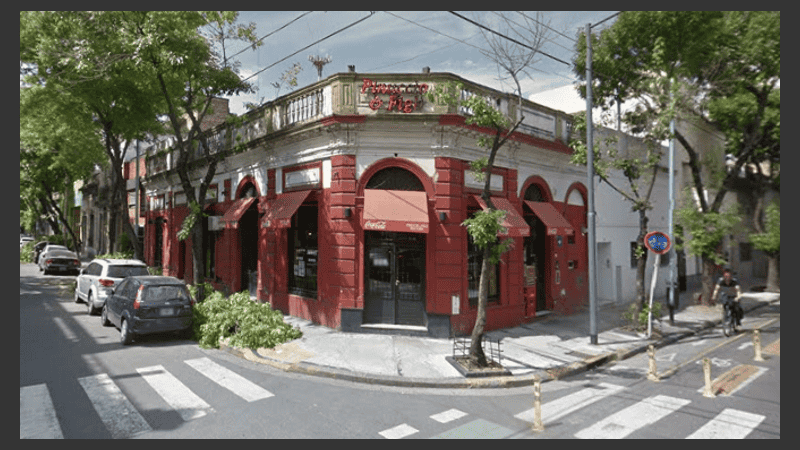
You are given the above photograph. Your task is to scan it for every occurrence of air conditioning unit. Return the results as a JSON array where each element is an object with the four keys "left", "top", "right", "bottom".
[{"left": 208, "top": 216, "right": 225, "bottom": 231}]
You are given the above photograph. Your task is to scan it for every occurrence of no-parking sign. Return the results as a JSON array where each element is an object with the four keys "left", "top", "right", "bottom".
[{"left": 644, "top": 231, "right": 671, "bottom": 255}]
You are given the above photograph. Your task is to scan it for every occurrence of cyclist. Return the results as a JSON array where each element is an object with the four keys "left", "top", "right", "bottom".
[{"left": 712, "top": 268, "right": 743, "bottom": 327}]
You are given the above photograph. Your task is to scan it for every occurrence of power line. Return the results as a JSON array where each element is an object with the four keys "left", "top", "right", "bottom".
[
  {"left": 383, "top": 11, "right": 485, "bottom": 52},
  {"left": 448, "top": 11, "right": 573, "bottom": 68},
  {"left": 226, "top": 11, "right": 315, "bottom": 63},
  {"left": 241, "top": 12, "right": 374, "bottom": 84}
]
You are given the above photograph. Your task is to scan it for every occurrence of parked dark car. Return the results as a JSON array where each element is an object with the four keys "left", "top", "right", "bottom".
[{"left": 101, "top": 276, "right": 194, "bottom": 345}]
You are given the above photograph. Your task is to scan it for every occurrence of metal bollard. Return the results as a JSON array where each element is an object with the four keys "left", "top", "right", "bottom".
[
  {"left": 647, "top": 345, "right": 660, "bottom": 381},
  {"left": 532, "top": 379, "right": 544, "bottom": 432},
  {"left": 702, "top": 357, "right": 716, "bottom": 398},
  {"left": 753, "top": 329, "right": 765, "bottom": 362}
]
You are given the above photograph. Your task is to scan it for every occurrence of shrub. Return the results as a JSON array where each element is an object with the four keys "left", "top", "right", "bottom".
[
  {"left": 192, "top": 290, "right": 302, "bottom": 350},
  {"left": 622, "top": 301, "right": 663, "bottom": 332}
]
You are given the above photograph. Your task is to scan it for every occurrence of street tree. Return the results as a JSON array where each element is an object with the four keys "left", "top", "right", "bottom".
[
  {"left": 20, "top": 11, "right": 167, "bottom": 260},
  {"left": 428, "top": 12, "right": 549, "bottom": 367},
  {"left": 20, "top": 83, "right": 106, "bottom": 252},
  {"left": 120, "top": 11, "right": 261, "bottom": 300},
  {"left": 573, "top": 11, "right": 780, "bottom": 303}
]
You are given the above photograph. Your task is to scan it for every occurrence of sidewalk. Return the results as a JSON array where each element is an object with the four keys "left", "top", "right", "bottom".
[{"left": 218, "top": 279, "right": 780, "bottom": 389}]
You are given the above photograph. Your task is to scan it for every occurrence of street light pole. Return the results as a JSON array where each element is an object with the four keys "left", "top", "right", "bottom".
[{"left": 586, "top": 23, "right": 598, "bottom": 345}]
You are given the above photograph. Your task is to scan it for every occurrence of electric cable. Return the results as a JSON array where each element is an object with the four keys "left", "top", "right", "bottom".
[
  {"left": 225, "top": 11, "right": 315, "bottom": 64},
  {"left": 241, "top": 12, "right": 374, "bottom": 84}
]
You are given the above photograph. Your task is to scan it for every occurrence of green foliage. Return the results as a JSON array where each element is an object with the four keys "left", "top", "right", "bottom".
[
  {"left": 20, "top": 242, "right": 35, "bottom": 263},
  {"left": 95, "top": 251, "right": 136, "bottom": 260},
  {"left": 749, "top": 200, "right": 780, "bottom": 255},
  {"left": 676, "top": 192, "right": 741, "bottom": 264},
  {"left": 462, "top": 209, "right": 513, "bottom": 264},
  {"left": 178, "top": 201, "right": 206, "bottom": 241},
  {"left": 622, "top": 301, "right": 663, "bottom": 331},
  {"left": 192, "top": 290, "right": 302, "bottom": 350}
]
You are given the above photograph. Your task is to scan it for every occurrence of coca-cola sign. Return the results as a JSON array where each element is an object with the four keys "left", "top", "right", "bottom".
[{"left": 360, "top": 78, "right": 429, "bottom": 114}]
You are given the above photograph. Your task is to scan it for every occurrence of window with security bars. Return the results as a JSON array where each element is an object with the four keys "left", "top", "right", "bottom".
[{"left": 288, "top": 204, "right": 318, "bottom": 298}]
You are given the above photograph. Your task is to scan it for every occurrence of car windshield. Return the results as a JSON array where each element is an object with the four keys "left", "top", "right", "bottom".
[
  {"left": 107, "top": 266, "right": 149, "bottom": 278},
  {"left": 144, "top": 285, "right": 189, "bottom": 302}
]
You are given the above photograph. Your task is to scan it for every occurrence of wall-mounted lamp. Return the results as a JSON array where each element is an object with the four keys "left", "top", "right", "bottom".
[
  {"left": 344, "top": 207, "right": 352, "bottom": 218},
  {"left": 438, "top": 212, "right": 447, "bottom": 222},
  {"left": 581, "top": 226, "right": 588, "bottom": 236}
]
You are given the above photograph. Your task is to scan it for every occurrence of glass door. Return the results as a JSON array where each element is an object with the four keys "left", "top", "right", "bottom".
[{"left": 364, "top": 231, "right": 425, "bottom": 326}]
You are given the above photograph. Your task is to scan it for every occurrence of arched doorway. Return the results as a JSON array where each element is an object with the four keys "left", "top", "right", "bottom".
[
  {"left": 362, "top": 166, "right": 428, "bottom": 326},
  {"left": 238, "top": 183, "right": 259, "bottom": 297},
  {"left": 522, "top": 183, "right": 548, "bottom": 313}
]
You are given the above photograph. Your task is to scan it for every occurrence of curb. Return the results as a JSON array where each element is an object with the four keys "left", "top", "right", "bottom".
[{"left": 216, "top": 297, "right": 778, "bottom": 389}]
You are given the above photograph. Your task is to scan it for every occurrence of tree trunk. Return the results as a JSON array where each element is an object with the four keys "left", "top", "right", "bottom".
[
  {"left": 191, "top": 217, "right": 206, "bottom": 301},
  {"left": 636, "top": 209, "right": 649, "bottom": 307},
  {"left": 701, "top": 257, "right": 716, "bottom": 305},
  {"left": 766, "top": 253, "right": 779, "bottom": 292},
  {"left": 469, "top": 245, "right": 491, "bottom": 367}
]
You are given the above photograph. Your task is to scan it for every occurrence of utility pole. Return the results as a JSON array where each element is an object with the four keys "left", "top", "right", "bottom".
[
  {"left": 668, "top": 84, "right": 677, "bottom": 324},
  {"left": 585, "top": 23, "right": 598, "bottom": 345}
]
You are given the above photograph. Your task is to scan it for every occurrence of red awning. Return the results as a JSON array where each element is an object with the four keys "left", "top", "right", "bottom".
[
  {"left": 362, "top": 189, "right": 429, "bottom": 233},
  {"left": 472, "top": 196, "right": 530, "bottom": 237},
  {"left": 523, "top": 201, "right": 575, "bottom": 236},
  {"left": 221, "top": 197, "right": 257, "bottom": 229},
  {"left": 262, "top": 190, "right": 313, "bottom": 228}
]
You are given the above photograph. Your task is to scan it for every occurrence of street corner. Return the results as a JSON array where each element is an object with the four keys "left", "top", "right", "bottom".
[{"left": 254, "top": 340, "right": 317, "bottom": 365}]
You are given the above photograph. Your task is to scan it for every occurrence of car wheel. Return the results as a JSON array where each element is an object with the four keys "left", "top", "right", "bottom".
[
  {"left": 120, "top": 318, "right": 134, "bottom": 345},
  {"left": 86, "top": 292, "right": 96, "bottom": 315},
  {"left": 101, "top": 305, "right": 112, "bottom": 327}
]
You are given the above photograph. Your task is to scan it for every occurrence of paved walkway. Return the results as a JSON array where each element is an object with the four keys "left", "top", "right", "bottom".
[{"left": 220, "top": 276, "right": 780, "bottom": 388}]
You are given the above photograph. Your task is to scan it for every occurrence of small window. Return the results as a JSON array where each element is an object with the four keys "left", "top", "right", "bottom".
[
  {"left": 288, "top": 204, "right": 318, "bottom": 298},
  {"left": 467, "top": 223, "right": 500, "bottom": 307},
  {"left": 107, "top": 265, "right": 149, "bottom": 278}
]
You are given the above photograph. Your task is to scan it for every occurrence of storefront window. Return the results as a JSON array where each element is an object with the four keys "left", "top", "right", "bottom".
[
  {"left": 288, "top": 204, "right": 318, "bottom": 298},
  {"left": 467, "top": 231, "right": 499, "bottom": 307}
]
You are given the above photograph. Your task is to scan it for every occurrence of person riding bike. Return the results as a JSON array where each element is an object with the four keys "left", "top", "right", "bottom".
[{"left": 712, "top": 268, "right": 743, "bottom": 327}]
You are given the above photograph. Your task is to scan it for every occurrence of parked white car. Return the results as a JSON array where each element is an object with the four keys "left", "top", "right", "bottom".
[{"left": 74, "top": 259, "right": 150, "bottom": 315}]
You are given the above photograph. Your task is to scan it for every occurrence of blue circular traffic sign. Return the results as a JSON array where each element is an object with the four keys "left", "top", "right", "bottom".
[{"left": 644, "top": 231, "right": 671, "bottom": 254}]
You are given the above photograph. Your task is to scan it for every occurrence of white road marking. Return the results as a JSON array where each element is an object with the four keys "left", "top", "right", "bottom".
[
  {"left": 738, "top": 342, "right": 753, "bottom": 350},
  {"left": 53, "top": 317, "right": 79, "bottom": 342},
  {"left": 686, "top": 408, "right": 765, "bottom": 439},
  {"left": 430, "top": 408, "right": 468, "bottom": 423},
  {"left": 184, "top": 357, "right": 274, "bottom": 402},
  {"left": 20, "top": 384, "right": 63, "bottom": 439},
  {"left": 137, "top": 365, "right": 214, "bottom": 421},
  {"left": 78, "top": 373, "right": 152, "bottom": 439},
  {"left": 515, "top": 382, "right": 625, "bottom": 425},
  {"left": 574, "top": 394, "right": 691, "bottom": 439},
  {"left": 379, "top": 423, "right": 418, "bottom": 439}
]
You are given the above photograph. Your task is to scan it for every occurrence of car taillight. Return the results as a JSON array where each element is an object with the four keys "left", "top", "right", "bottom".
[
  {"left": 133, "top": 285, "right": 144, "bottom": 309},
  {"left": 45, "top": 259, "right": 53, "bottom": 265},
  {"left": 99, "top": 279, "right": 115, "bottom": 287},
  {"left": 73, "top": 260, "right": 80, "bottom": 266}
]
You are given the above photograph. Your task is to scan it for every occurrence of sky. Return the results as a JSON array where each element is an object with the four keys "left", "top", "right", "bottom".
[{"left": 219, "top": 11, "right": 621, "bottom": 116}]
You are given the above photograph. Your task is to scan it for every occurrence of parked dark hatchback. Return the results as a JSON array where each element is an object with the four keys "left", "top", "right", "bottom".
[{"left": 101, "top": 276, "right": 194, "bottom": 345}]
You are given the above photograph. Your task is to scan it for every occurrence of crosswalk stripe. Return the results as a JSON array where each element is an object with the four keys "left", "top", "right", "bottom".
[
  {"left": 137, "top": 365, "right": 214, "bottom": 421},
  {"left": 379, "top": 423, "right": 418, "bottom": 439},
  {"left": 430, "top": 408, "right": 468, "bottom": 423},
  {"left": 77, "top": 373, "right": 152, "bottom": 439},
  {"left": 574, "top": 394, "right": 691, "bottom": 439},
  {"left": 686, "top": 408, "right": 765, "bottom": 439},
  {"left": 515, "top": 382, "right": 625, "bottom": 425},
  {"left": 184, "top": 357, "right": 274, "bottom": 402},
  {"left": 20, "top": 384, "right": 63, "bottom": 439}
]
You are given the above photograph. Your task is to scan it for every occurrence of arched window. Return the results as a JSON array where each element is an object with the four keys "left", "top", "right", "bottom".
[
  {"left": 365, "top": 167, "right": 424, "bottom": 191},
  {"left": 524, "top": 184, "right": 545, "bottom": 202}
]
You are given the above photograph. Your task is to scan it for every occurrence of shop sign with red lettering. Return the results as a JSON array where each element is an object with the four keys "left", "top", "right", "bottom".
[{"left": 361, "top": 78, "right": 429, "bottom": 114}]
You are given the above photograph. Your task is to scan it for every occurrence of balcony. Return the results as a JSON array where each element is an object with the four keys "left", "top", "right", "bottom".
[{"left": 143, "top": 71, "right": 573, "bottom": 178}]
